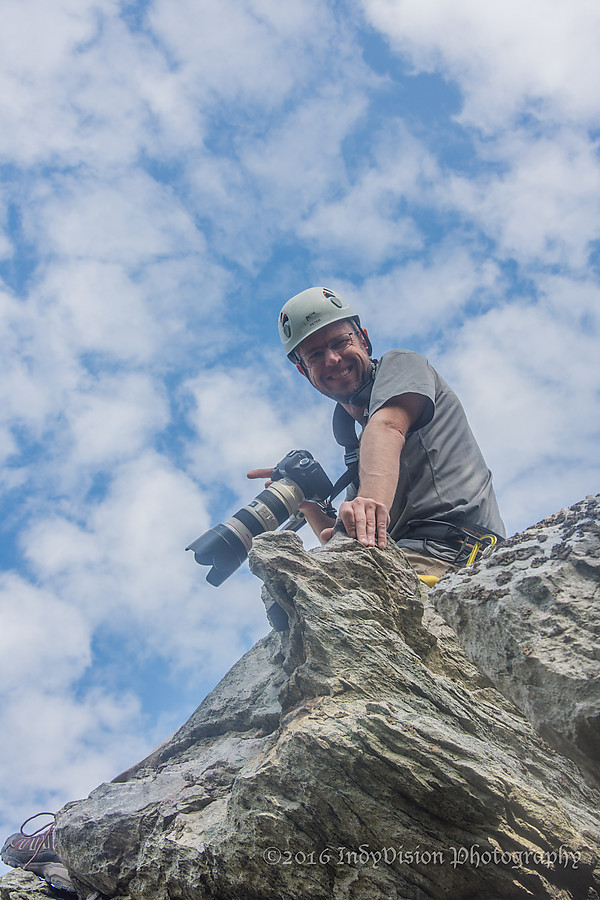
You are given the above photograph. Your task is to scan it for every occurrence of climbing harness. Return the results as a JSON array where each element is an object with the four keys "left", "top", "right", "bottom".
[{"left": 397, "top": 519, "right": 501, "bottom": 567}]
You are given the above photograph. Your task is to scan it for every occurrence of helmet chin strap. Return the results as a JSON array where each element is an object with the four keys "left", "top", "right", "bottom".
[{"left": 347, "top": 359, "right": 378, "bottom": 408}]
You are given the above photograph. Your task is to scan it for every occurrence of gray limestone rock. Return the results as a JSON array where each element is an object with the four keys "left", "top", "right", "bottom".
[
  {"left": 0, "top": 869, "right": 56, "bottom": 900},
  {"left": 46, "top": 512, "right": 600, "bottom": 900},
  {"left": 431, "top": 494, "right": 600, "bottom": 782}
]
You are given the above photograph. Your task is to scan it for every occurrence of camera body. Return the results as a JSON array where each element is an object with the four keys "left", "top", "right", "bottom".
[
  {"left": 271, "top": 448, "right": 334, "bottom": 503},
  {"left": 187, "top": 450, "right": 334, "bottom": 586}
]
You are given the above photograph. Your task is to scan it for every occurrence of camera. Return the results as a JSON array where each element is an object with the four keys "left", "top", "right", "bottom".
[{"left": 186, "top": 450, "right": 334, "bottom": 586}]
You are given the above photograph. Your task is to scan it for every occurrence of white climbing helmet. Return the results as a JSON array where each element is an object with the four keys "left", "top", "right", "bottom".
[{"left": 278, "top": 287, "right": 370, "bottom": 361}]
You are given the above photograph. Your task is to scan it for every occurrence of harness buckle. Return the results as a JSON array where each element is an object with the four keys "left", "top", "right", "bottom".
[{"left": 464, "top": 532, "right": 498, "bottom": 566}]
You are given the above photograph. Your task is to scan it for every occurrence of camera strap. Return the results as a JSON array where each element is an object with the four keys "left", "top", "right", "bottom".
[
  {"left": 330, "top": 402, "right": 361, "bottom": 500},
  {"left": 327, "top": 460, "right": 359, "bottom": 503},
  {"left": 330, "top": 359, "right": 379, "bottom": 503}
]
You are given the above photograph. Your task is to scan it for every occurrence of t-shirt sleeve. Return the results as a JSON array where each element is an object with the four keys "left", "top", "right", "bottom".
[{"left": 368, "top": 350, "right": 436, "bottom": 431}]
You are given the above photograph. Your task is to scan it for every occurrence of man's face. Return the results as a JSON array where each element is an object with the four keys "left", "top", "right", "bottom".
[{"left": 296, "top": 320, "right": 371, "bottom": 403}]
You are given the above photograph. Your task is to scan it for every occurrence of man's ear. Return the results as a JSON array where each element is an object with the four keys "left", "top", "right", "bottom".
[
  {"left": 360, "top": 327, "right": 372, "bottom": 355},
  {"left": 296, "top": 364, "right": 308, "bottom": 378}
]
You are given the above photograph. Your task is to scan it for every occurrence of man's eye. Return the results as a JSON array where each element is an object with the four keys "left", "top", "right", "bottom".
[
  {"left": 331, "top": 338, "right": 350, "bottom": 352},
  {"left": 307, "top": 352, "right": 323, "bottom": 365}
]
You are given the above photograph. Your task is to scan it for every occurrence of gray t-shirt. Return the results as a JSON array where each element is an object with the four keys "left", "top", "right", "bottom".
[{"left": 345, "top": 350, "right": 505, "bottom": 542}]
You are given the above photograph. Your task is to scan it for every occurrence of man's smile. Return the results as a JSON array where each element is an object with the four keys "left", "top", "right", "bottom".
[{"left": 328, "top": 366, "right": 353, "bottom": 380}]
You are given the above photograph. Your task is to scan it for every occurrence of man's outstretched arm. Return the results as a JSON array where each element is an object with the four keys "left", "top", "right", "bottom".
[{"left": 331, "top": 392, "right": 426, "bottom": 549}]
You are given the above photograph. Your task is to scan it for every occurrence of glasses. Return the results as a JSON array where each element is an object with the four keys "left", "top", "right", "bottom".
[{"left": 300, "top": 332, "right": 357, "bottom": 369}]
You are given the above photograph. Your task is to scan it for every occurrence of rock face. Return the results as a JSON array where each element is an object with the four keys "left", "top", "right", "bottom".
[
  {"left": 432, "top": 495, "right": 600, "bottom": 783},
  {"left": 0, "top": 869, "right": 57, "bottom": 900},
  {"left": 3, "top": 497, "right": 600, "bottom": 899}
]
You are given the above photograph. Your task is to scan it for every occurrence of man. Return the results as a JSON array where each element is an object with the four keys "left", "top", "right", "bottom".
[{"left": 250, "top": 286, "right": 505, "bottom": 581}]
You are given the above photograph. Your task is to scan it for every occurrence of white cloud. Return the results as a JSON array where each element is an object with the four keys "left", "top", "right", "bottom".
[
  {"left": 187, "top": 82, "right": 374, "bottom": 270},
  {"left": 37, "top": 261, "right": 160, "bottom": 363},
  {"left": 0, "top": 0, "right": 162, "bottom": 167},
  {"left": 243, "top": 87, "right": 369, "bottom": 206},
  {"left": 296, "top": 124, "right": 431, "bottom": 267},
  {"left": 358, "top": 0, "right": 600, "bottom": 129},
  {"left": 0, "top": 569, "right": 151, "bottom": 829},
  {"left": 0, "top": 291, "right": 78, "bottom": 446},
  {"left": 183, "top": 359, "right": 339, "bottom": 496},
  {"left": 149, "top": 0, "right": 339, "bottom": 107},
  {"left": 0, "top": 292, "right": 169, "bottom": 483},
  {"left": 0, "top": 0, "right": 111, "bottom": 78},
  {"left": 0, "top": 210, "right": 11, "bottom": 260},
  {"left": 441, "top": 129, "right": 600, "bottom": 270},
  {"left": 339, "top": 240, "right": 502, "bottom": 343},
  {"left": 0, "top": 684, "right": 151, "bottom": 826},
  {"left": 23, "top": 452, "right": 206, "bottom": 617},
  {"left": 432, "top": 281, "right": 600, "bottom": 532},
  {"left": 0, "top": 574, "right": 90, "bottom": 692},
  {"left": 18, "top": 448, "right": 269, "bottom": 667},
  {"left": 26, "top": 172, "right": 203, "bottom": 265},
  {"left": 0, "top": 169, "right": 230, "bottom": 481},
  {"left": 64, "top": 373, "right": 170, "bottom": 468}
]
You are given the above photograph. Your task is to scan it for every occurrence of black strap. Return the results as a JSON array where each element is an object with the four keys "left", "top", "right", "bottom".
[
  {"left": 332, "top": 403, "right": 359, "bottom": 451},
  {"left": 329, "top": 362, "right": 379, "bottom": 500},
  {"left": 331, "top": 402, "right": 361, "bottom": 492},
  {"left": 398, "top": 518, "right": 505, "bottom": 545},
  {"left": 328, "top": 464, "right": 358, "bottom": 502}
]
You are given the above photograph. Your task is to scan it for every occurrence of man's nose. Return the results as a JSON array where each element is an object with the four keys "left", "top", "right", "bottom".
[{"left": 323, "top": 346, "right": 343, "bottom": 364}]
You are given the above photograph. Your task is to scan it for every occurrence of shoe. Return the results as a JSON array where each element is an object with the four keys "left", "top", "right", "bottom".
[{"left": 1, "top": 813, "right": 76, "bottom": 894}]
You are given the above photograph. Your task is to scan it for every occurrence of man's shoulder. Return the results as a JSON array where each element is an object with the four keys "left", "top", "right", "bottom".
[
  {"left": 377, "top": 348, "right": 431, "bottom": 371},
  {"left": 369, "top": 350, "right": 437, "bottom": 425},
  {"left": 379, "top": 348, "right": 424, "bottom": 362},
  {"left": 375, "top": 349, "right": 434, "bottom": 381}
]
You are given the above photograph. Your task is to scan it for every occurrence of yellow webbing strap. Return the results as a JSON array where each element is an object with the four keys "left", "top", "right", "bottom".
[{"left": 418, "top": 574, "right": 440, "bottom": 588}]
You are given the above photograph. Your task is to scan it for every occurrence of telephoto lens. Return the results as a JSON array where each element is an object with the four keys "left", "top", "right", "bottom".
[{"left": 186, "top": 450, "right": 333, "bottom": 586}]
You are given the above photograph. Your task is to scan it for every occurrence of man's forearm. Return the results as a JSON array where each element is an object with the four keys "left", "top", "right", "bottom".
[
  {"left": 337, "top": 395, "right": 422, "bottom": 549},
  {"left": 299, "top": 500, "right": 337, "bottom": 542},
  {"left": 356, "top": 417, "right": 406, "bottom": 508},
  {"left": 335, "top": 418, "right": 406, "bottom": 549}
]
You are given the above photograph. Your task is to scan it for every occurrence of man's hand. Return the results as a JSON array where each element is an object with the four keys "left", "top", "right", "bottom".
[
  {"left": 247, "top": 467, "right": 274, "bottom": 487},
  {"left": 333, "top": 496, "right": 390, "bottom": 549}
]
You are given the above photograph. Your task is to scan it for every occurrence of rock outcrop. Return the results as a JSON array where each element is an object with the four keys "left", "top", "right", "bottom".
[
  {"left": 432, "top": 495, "right": 600, "bottom": 784},
  {"left": 0, "top": 870, "right": 58, "bottom": 900},
  {"left": 2, "top": 497, "right": 599, "bottom": 900}
]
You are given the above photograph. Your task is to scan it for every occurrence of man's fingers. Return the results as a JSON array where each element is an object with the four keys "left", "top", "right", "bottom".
[
  {"left": 247, "top": 468, "right": 274, "bottom": 479},
  {"left": 353, "top": 505, "right": 372, "bottom": 546},
  {"left": 375, "top": 505, "right": 389, "bottom": 549},
  {"left": 339, "top": 502, "right": 358, "bottom": 540},
  {"left": 340, "top": 498, "right": 389, "bottom": 548},
  {"left": 340, "top": 497, "right": 375, "bottom": 547}
]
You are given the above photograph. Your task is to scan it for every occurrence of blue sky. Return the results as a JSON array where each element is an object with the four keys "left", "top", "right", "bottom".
[{"left": 1, "top": 0, "right": 599, "bottom": 856}]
